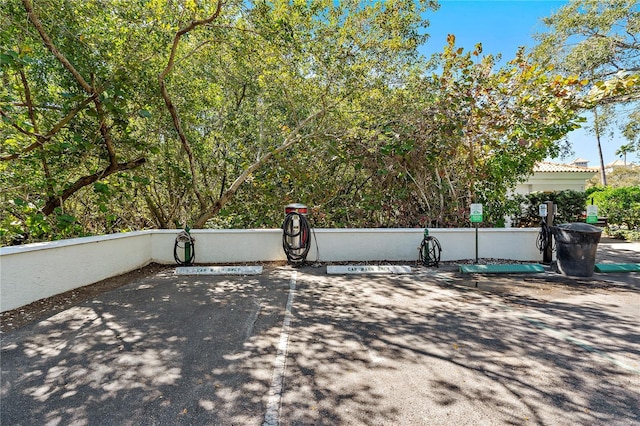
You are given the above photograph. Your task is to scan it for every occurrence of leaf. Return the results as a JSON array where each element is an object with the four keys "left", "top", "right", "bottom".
[
  {"left": 0, "top": 53, "right": 15, "bottom": 66},
  {"left": 93, "top": 182, "right": 110, "bottom": 194},
  {"left": 138, "top": 109, "right": 152, "bottom": 118},
  {"left": 447, "top": 34, "right": 456, "bottom": 45}
]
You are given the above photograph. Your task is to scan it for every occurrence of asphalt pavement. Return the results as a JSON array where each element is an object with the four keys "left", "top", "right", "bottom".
[{"left": 1, "top": 242, "right": 638, "bottom": 425}]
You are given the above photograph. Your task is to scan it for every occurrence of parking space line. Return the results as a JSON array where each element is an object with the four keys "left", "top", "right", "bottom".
[{"left": 263, "top": 270, "right": 297, "bottom": 426}]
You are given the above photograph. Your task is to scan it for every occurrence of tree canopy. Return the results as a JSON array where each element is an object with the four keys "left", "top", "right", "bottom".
[
  {"left": 533, "top": 0, "right": 640, "bottom": 184},
  {"left": 2, "top": 0, "right": 587, "bottom": 244}
]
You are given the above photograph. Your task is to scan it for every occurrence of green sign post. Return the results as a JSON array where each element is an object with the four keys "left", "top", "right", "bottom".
[
  {"left": 470, "top": 203, "right": 483, "bottom": 223},
  {"left": 470, "top": 204, "right": 482, "bottom": 263},
  {"left": 586, "top": 205, "right": 598, "bottom": 224}
]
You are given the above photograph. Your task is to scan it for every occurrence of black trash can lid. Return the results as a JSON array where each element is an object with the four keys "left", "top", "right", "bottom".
[{"left": 554, "top": 223, "right": 602, "bottom": 234}]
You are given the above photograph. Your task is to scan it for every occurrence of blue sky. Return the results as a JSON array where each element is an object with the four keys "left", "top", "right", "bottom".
[{"left": 419, "top": 0, "right": 637, "bottom": 167}]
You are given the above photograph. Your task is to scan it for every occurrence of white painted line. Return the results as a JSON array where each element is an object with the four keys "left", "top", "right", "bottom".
[
  {"left": 175, "top": 265, "right": 263, "bottom": 275},
  {"left": 327, "top": 265, "right": 412, "bottom": 274},
  {"left": 263, "top": 271, "right": 297, "bottom": 426}
]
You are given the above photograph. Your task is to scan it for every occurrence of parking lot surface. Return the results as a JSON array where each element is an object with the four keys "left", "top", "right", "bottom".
[{"left": 1, "top": 255, "right": 638, "bottom": 425}]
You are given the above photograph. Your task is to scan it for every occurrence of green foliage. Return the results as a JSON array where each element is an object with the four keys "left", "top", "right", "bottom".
[
  {"left": 534, "top": 0, "right": 640, "bottom": 99},
  {"left": 605, "top": 228, "right": 640, "bottom": 242},
  {"left": 517, "top": 190, "right": 588, "bottom": 226},
  {"left": 0, "top": 198, "right": 86, "bottom": 244},
  {"left": 587, "top": 165, "right": 640, "bottom": 188},
  {"left": 478, "top": 195, "right": 526, "bottom": 228},
  {"left": 1, "top": 0, "right": 438, "bottom": 240},
  {"left": 533, "top": 0, "right": 640, "bottom": 171},
  {"left": 589, "top": 186, "right": 640, "bottom": 229},
  {"left": 1, "top": 0, "right": 591, "bottom": 244},
  {"left": 622, "top": 110, "right": 640, "bottom": 151},
  {"left": 342, "top": 37, "right": 584, "bottom": 228},
  {"left": 615, "top": 142, "right": 637, "bottom": 164}
]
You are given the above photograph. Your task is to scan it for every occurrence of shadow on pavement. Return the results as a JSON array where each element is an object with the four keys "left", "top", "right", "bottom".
[
  {"left": 282, "top": 269, "right": 640, "bottom": 425},
  {"left": 1, "top": 261, "right": 638, "bottom": 425},
  {"left": 1, "top": 268, "right": 291, "bottom": 425}
]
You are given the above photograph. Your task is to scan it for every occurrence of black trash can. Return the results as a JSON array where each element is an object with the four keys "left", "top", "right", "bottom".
[{"left": 550, "top": 223, "right": 602, "bottom": 277}]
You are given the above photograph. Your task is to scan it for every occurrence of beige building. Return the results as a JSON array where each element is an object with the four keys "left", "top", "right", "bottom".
[
  {"left": 605, "top": 159, "right": 638, "bottom": 169},
  {"left": 514, "top": 161, "right": 598, "bottom": 195}
]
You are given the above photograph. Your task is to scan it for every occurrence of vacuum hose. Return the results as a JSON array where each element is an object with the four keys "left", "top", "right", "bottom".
[
  {"left": 282, "top": 212, "right": 311, "bottom": 265},
  {"left": 174, "top": 230, "right": 196, "bottom": 266},
  {"left": 419, "top": 232, "right": 442, "bottom": 267},
  {"left": 536, "top": 220, "right": 554, "bottom": 253}
]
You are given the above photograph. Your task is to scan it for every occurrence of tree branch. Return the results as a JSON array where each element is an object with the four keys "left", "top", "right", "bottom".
[
  {"left": 94, "top": 97, "right": 118, "bottom": 167},
  {"left": 590, "top": 31, "right": 640, "bottom": 51},
  {"left": 158, "top": 1, "right": 224, "bottom": 210},
  {"left": 1, "top": 95, "right": 97, "bottom": 161},
  {"left": 22, "top": 0, "right": 93, "bottom": 94},
  {"left": 19, "top": 68, "right": 55, "bottom": 196},
  {"left": 22, "top": 0, "right": 137, "bottom": 208},
  {"left": 0, "top": 109, "right": 37, "bottom": 139},
  {"left": 42, "top": 157, "right": 146, "bottom": 215},
  {"left": 194, "top": 107, "right": 327, "bottom": 227}
]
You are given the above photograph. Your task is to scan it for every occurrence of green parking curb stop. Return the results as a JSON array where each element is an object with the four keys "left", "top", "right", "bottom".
[{"left": 594, "top": 263, "right": 640, "bottom": 273}]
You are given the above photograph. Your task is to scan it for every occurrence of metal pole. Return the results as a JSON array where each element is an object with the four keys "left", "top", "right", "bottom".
[
  {"left": 475, "top": 223, "right": 479, "bottom": 264},
  {"left": 543, "top": 200, "right": 554, "bottom": 264}
]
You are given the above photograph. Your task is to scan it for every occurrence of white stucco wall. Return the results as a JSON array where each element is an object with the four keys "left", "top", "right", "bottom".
[
  {"left": 1, "top": 228, "right": 541, "bottom": 312},
  {"left": 150, "top": 229, "right": 284, "bottom": 263},
  {"left": 0, "top": 232, "right": 152, "bottom": 312},
  {"left": 515, "top": 172, "right": 596, "bottom": 194},
  {"left": 151, "top": 228, "right": 540, "bottom": 263},
  {"left": 308, "top": 228, "right": 538, "bottom": 262}
]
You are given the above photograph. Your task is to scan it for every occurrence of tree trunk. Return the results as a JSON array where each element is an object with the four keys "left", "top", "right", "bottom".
[
  {"left": 593, "top": 107, "right": 607, "bottom": 186},
  {"left": 193, "top": 108, "right": 326, "bottom": 228},
  {"left": 42, "top": 158, "right": 145, "bottom": 215}
]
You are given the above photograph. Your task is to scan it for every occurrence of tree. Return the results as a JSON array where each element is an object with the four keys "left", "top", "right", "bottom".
[
  {"left": 587, "top": 164, "right": 640, "bottom": 187},
  {"left": 622, "top": 109, "right": 640, "bottom": 150},
  {"left": 533, "top": 0, "right": 640, "bottom": 185},
  {"left": 148, "top": 0, "right": 436, "bottom": 229},
  {"left": 2, "top": 0, "right": 155, "bottom": 241},
  {"left": 615, "top": 142, "right": 637, "bottom": 165},
  {"left": 0, "top": 0, "right": 593, "bottom": 242},
  {"left": 311, "top": 38, "right": 585, "bottom": 228},
  {"left": 1, "top": 0, "right": 437, "bottom": 242},
  {"left": 405, "top": 41, "right": 584, "bottom": 226}
]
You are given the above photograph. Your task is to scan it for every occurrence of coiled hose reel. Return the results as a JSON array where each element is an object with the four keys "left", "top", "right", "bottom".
[
  {"left": 282, "top": 211, "right": 311, "bottom": 265},
  {"left": 419, "top": 229, "right": 442, "bottom": 267},
  {"left": 174, "top": 228, "right": 195, "bottom": 266},
  {"left": 536, "top": 220, "right": 554, "bottom": 254}
]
